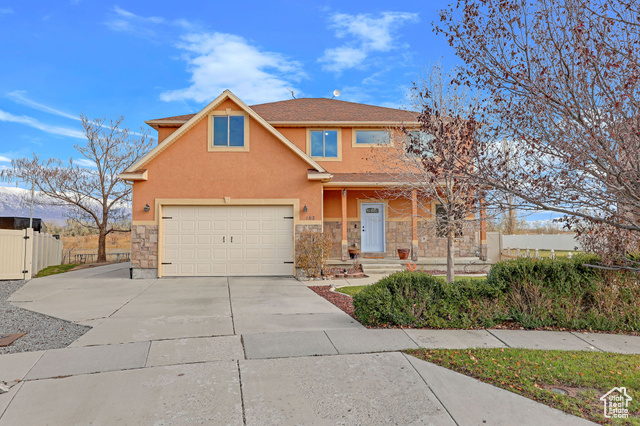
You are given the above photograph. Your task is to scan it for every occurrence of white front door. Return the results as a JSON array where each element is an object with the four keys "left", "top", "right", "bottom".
[{"left": 361, "top": 203, "right": 385, "bottom": 252}]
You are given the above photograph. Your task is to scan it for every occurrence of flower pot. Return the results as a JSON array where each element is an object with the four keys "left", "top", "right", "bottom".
[
  {"left": 348, "top": 247, "right": 360, "bottom": 259},
  {"left": 397, "top": 248, "right": 410, "bottom": 260}
]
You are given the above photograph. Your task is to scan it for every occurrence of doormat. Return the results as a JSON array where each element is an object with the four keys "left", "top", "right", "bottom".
[
  {"left": 0, "top": 333, "right": 26, "bottom": 347},
  {"left": 363, "top": 253, "right": 385, "bottom": 259}
]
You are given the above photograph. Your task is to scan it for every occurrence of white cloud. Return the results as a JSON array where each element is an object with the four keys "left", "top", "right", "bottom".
[
  {"left": 320, "top": 11, "right": 419, "bottom": 72},
  {"left": 0, "top": 109, "right": 85, "bottom": 139},
  {"left": 0, "top": 155, "right": 11, "bottom": 162},
  {"left": 106, "top": 6, "right": 195, "bottom": 38},
  {"left": 7, "top": 91, "right": 79, "bottom": 121},
  {"left": 74, "top": 158, "right": 97, "bottom": 167},
  {"left": 160, "top": 32, "right": 305, "bottom": 105}
]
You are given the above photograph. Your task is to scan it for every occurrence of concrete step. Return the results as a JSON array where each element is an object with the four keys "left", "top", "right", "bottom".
[
  {"left": 361, "top": 265, "right": 405, "bottom": 274},
  {"left": 361, "top": 269, "right": 404, "bottom": 276}
]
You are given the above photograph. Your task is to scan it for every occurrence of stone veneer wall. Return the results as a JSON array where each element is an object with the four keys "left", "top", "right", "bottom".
[
  {"left": 131, "top": 225, "right": 158, "bottom": 270},
  {"left": 324, "top": 220, "right": 478, "bottom": 258},
  {"left": 295, "top": 224, "right": 323, "bottom": 242}
]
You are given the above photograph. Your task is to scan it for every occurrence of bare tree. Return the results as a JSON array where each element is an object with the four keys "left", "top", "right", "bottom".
[
  {"left": 1, "top": 116, "right": 153, "bottom": 263},
  {"left": 371, "top": 65, "right": 496, "bottom": 282},
  {"left": 435, "top": 0, "right": 640, "bottom": 265}
]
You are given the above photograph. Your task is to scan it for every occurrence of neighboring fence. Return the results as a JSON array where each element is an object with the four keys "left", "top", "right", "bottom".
[
  {"left": 0, "top": 228, "right": 63, "bottom": 280},
  {"left": 502, "top": 233, "right": 582, "bottom": 251},
  {"left": 486, "top": 232, "right": 582, "bottom": 262},
  {"left": 73, "top": 252, "right": 130, "bottom": 264}
]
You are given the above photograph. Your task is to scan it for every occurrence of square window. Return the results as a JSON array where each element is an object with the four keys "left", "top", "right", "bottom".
[
  {"left": 356, "top": 130, "right": 390, "bottom": 145},
  {"left": 408, "top": 131, "right": 433, "bottom": 156},
  {"left": 310, "top": 130, "right": 338, "bottom": 158},
  {"left": 213, "top": 115, "right": 245, "bottom": 147}
]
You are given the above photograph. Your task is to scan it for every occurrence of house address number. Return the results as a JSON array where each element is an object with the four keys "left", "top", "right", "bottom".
[{"left": 366, "top": 208, "right": 380, "bottom": 213}]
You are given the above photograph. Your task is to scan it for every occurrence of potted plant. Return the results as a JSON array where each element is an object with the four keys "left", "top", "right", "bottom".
[
  {"left": 348, "top": 243, "right": 360, "bottom": 259},
  {"left": 397, "top": 248, "right": 410, "bottom": 260}
]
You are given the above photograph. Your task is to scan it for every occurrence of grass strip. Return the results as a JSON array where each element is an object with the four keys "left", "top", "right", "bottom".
[{"left": 406, "top": 347, "right": 640, "bottom": 424}]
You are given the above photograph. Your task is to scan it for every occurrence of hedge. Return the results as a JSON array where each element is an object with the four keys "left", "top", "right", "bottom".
[{"left": 353, "top": 255, "right": 640, "bottom": 331}]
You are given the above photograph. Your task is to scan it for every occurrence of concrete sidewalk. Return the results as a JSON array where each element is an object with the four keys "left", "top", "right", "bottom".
[
  {"left": 1, "top": 341, "right": 595, "bottom": 425},
  {"left": 2, "top": 264, "right": 630, "bottom": 424}
]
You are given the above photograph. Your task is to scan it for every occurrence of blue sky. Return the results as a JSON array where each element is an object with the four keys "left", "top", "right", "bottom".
[{"left": 0, "top": 1, "right": 457, "bottom": 169}]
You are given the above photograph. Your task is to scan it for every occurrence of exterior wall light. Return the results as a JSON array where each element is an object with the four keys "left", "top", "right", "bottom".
[
  {"left": 303, "top": 205, "right": 308, "bottom": 213},
  {"left": 144, "top": 204, "right": 150, "bottom": 212}
]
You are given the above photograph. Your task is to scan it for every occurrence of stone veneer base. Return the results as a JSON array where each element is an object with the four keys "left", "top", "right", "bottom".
[{"left": 132, "top": 268, "right": 158, "bottom": 279}]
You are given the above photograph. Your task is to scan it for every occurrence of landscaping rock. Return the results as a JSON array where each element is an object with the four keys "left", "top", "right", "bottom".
[{"left": 0, "top": 280, "right": 90, "bottom": 354}]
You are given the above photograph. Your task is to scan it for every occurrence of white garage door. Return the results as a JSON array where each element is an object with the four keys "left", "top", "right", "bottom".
[{"left": 161, "top": 205, "right": 294, "bottom": 277}]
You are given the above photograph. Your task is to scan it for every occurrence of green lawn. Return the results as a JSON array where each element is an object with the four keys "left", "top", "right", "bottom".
[
  {"left": 335, "top": 275, "right": 486, "bottom": 297},
  {"left": 406, "top": 348, "right": 639, "bottom": 424},
  {"left": 35, "top": 263, "right": 80, "bottom": 278}
]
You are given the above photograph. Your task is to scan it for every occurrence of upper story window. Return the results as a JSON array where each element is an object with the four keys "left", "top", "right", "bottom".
[
  {"left": 208, "top": 111, "right": 249, "bottom": 152},
  {"left": 213, "top": 116, "right": 244, "bottom": 147},
  {"left": 308, "top": 129, "right": 341, "bottom": 160},
  {"left": 407, "top": 130, "right": 434, "bottom": 157},
  {"left": 353, "top": 130, "right": 391, "bottom": 146}
]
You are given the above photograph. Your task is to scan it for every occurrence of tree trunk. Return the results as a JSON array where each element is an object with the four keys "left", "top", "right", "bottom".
[
  {"left": 446, "top": 231, "right": 455, "bottom": 283},
  {"left": 97, "top": 229, "right": 107, "bottom": 263}
]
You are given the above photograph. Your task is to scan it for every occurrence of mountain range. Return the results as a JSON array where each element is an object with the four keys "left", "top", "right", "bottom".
[{"left": 0, "top": 186, "right": 131, "bottom": 225}]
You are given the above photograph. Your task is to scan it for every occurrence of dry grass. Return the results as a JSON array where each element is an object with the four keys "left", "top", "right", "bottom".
[{"left": 61, "top": 233, "right": 130, "bottom": 264}]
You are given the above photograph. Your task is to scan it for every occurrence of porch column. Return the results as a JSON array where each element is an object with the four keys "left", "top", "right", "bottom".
[
  {"left": 341, "top": 188, "right": 349, "bottom": 260},
  {"left": 480, "top": 198, "right": 487, "bottom": 260},
  {"left": 411, "top": 188, "right": 419, "bottom": 261}
]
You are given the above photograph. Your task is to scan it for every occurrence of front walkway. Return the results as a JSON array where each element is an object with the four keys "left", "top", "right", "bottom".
[{"left": 2, "top": 263, "right": 631, "bottom": 424}]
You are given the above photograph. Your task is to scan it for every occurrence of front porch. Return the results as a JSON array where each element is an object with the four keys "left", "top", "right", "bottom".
[
  {"left": 321, "top": 179, "right": 488, "bottom": 262},
  {"left": 326, "top": 256, "right": 492, "bottom": 276}
]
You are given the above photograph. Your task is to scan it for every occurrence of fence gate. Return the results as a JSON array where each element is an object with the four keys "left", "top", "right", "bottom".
[{"left": 0, "top": 228, "right": 33, "bottom": 280}]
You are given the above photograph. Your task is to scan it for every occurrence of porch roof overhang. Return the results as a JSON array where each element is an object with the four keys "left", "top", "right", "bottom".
[
  {"left": 322, "top": 173, "right": 418, "bottom": 188},
  {"left": 118, "top": 169, "right": 148, "bottom": 181}
]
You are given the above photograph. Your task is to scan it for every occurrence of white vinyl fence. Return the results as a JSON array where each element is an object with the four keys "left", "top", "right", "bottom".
[
  {"left": 502, "top": 233, "right": 582, "bottom": 251},
  {"left": 0, "top": 228, "right": 63, "bottom": 280}
]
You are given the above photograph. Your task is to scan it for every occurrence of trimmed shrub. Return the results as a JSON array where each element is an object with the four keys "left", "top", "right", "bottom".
[
  {"left": 353, "top": 256, "right": 640, "bottom": 332},
  {"left": 353, "top": 271, "right": 503, "bottom": 328},
  {"left": 295, "top": 231, "right": 333, "bottom": 278}
]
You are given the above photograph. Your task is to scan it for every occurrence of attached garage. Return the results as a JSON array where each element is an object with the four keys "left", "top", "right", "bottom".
[{"left": 161, "top": 205, "right": 294, "bottom": 277}]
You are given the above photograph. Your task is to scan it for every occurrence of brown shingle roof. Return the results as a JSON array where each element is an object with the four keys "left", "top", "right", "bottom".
[
  {"left": 250, "top": 98, "right": 418, "bottom": 122},
  {"left": 146, "top": 98, "right": 418, "bottom": 126}
]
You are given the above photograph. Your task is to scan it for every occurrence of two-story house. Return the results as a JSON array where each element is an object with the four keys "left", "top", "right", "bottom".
[{"left": 120, "top": 90, "right": 483, "bottom": 278}]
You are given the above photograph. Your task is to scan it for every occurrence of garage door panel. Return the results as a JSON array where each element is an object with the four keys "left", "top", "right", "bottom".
[
  {"left": 213, "top": 249, "right": 227, "bottom": 260},
  {"left": 214, "top": 222, "right": 228, "bottom": 231},
  {"left": 162, "top": 205, "right": 294, "bottom": 277},
  {"left": 229, "top": 220, "right": 243, "bottom": 231},
  {"left": 180, "top": 221, "right": 195, "bottom": 231},
  {"left": 245, "top": 234, "right": 260, "bottom": 245}
]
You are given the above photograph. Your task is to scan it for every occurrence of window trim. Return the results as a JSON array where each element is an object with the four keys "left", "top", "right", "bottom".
[
  {"left": 207, "top": 109, "right": 250, "bottom": 152},
  {"left": 306, "top": 128, "right": 342, "bottom": 161},
  {"left": 352, "top": 128, "right": 392, "bottom": 147}
]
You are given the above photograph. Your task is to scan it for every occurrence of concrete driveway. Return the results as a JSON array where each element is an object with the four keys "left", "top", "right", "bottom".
[{"left": 0, "top": 263, "right": 594, "bottom": 425}]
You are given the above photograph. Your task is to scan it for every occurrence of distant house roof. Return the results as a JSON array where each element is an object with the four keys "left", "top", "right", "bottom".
[{"left": 146, "top": 98, "right": 419, "bottom": 128}]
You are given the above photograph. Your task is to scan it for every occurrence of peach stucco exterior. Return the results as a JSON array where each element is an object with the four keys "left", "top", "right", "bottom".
[
  {"left": 125, "top": 91, "right": 484, "bottom": 277},
  {"left": 132, "top": 99, "right": 323, "bottom": 224}
]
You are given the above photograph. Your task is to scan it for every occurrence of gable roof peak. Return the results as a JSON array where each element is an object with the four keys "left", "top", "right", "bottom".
[{"left": 124, "top": 90, "right": 325, "bottom": 175}]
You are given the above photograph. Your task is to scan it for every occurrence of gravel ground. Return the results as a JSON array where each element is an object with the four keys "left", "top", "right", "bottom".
[
  {"left": 308, "top": 286, "right": 356, "bottom": 319},
  {"left": 0, "top": 280, "right": 91, "bottom": 355}
]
